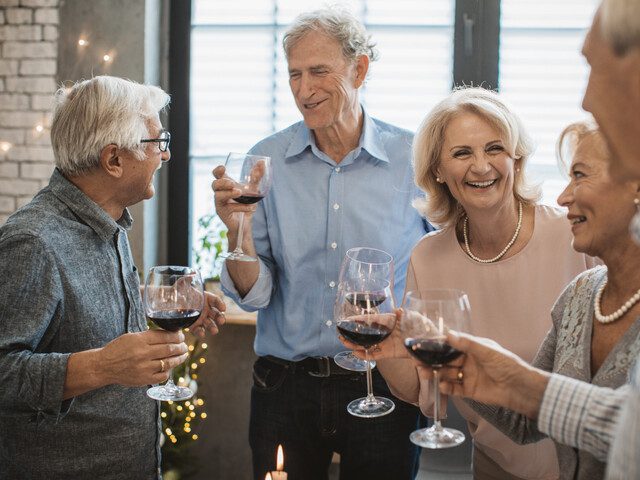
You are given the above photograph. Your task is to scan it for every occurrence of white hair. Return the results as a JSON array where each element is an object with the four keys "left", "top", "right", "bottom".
[
  {"left": 283, "top": 6, "right": 378, "bottom": 63},
  {"left": 600, "top": 0, "right": 640, "bottom": 54},
  {"left": 50, "top": 76, "right": 170, "bottom": 176}
]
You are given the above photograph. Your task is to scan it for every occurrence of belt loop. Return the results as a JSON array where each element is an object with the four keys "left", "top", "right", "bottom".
[{"left": 308, "top": 357, "right": 331, "bottom": 377}]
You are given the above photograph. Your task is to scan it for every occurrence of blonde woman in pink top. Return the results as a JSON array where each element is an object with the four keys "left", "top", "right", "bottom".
[{"left": 342, "top": 88, "right": 595, "bottom": 479}]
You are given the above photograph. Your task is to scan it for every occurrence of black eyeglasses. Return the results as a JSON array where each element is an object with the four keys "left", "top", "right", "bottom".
[{"left": 140, "top": 130, "right": 171, "bottom": 152}]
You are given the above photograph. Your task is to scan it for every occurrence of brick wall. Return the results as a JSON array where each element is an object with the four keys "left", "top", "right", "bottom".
[{"left": 0, "top": 0, "right": 58, "bottom": 224}]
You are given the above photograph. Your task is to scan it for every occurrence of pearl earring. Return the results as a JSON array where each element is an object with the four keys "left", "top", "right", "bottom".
[{"left": 635, "top": 198, "right": 639, "bottom": 206}]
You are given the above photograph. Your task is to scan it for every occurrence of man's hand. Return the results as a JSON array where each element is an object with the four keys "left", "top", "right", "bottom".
[
  {"left": 211, "top": 165, "right": 258, "bottom": 234},
  {"left": 98, "top": 330, "right": 189, "bottom": 386},
  {"left": 433, "top": 331, "right": 551, "bottom": 419},
  {"left": 190, "top": 291, "right": 226, "bottom": 337}
]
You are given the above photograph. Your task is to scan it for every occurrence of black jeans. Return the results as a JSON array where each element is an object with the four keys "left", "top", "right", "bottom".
[{"left": 249, "top": 356, "right": 421, "bottom": 480}]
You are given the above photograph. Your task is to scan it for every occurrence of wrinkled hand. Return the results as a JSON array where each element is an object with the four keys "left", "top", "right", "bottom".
[
  {"left": 190, "top": 291, "right": 226, "bottom": 337},
  {"left": 98, "top": 330, "right": 189, "bottom": 386},
  {"left": 434, "top": 331, "right": 548, "bottom": 417},
  {"left": 338, "top": 309, "right": 408, "bottom": 360},
  {"left": 211, "top": 165, "right": 258, "bottom": 232}
]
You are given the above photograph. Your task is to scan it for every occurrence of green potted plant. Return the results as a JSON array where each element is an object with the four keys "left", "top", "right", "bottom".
[{"left": 193, "top": 213, "right": 227, "bottom": 293}]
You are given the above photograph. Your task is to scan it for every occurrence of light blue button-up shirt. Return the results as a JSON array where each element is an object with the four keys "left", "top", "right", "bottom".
[{"left": 221, "top": 108, "right": 432, "bottom": 360}]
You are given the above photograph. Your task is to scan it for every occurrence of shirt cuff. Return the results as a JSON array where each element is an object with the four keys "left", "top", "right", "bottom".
[
  {"left": 539, "top": 374, "right": 619, "bottom": 461},
  {"left": 220, "top": 261, "right": 272, "bottom": 310},
  {"left": 22, "top": 352, "right": 75, "bottom": 421}
]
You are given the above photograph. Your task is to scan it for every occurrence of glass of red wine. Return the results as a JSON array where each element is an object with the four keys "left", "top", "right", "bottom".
[
  {"left": 223, "top": 152, "right": 272, "bottom": 262},
  {"left": 333, "top": 247, "right": 395, "bottom": 372},
  {"left": 335, "top": 247, "right": 396, "bottom": 418},
  {"left": 400, "top": 289, "right": 471, "bottom": 448},
  {"left": 144, "top": 265, "right": 204, "bottom": 401}
]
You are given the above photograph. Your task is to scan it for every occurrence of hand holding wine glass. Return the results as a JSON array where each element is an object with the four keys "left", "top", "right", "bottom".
[
  {"left": 400, "top": 289, "right": 471, "bottom": 448},
  {"left": 335, "top": 247, "right": 397, "bottom": 418},
  {"left": 144, "top": 266, "right": 205, "bottom": 401},
  {"left": 212, "top": 152, "right": 272, "bottom": 262}
]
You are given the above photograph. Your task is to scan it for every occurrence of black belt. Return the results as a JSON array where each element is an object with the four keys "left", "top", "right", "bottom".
[{"left": 263, "top": 355, "right": 363, "bottom": 377}]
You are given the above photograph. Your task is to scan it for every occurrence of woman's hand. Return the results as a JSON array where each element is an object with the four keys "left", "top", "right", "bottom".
[{"left": 337, "top": 309, "right": 409, "bottom": 360}]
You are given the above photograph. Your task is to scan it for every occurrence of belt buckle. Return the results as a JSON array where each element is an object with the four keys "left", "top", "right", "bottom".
[{"left": 308, "top": 357, "right": 331, "bottom": 377}]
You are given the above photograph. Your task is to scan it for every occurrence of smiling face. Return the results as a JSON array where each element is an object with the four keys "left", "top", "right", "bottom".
[
  {"left": 581, "top": 9, "right": 640, "bottom": 181},
  {"left": 287, "top": 30, "right": 367, "bottom": 133},
  {"left": 557, "top": 133, "right": 637, "bottom": 257},
  {"left": 436, "top": 112, "right": 517, "bottom": 215},
  {"left": 122, "top": 116, "right": 170, "bottom": 205}
]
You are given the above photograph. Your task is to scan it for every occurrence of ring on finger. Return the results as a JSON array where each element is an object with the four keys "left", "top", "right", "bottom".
[
  {"left": 159, "top": 359, "right": 166, "bottom": 373},
  {"left": 456, "top": 367, "right": 464, "bottom": 383}
]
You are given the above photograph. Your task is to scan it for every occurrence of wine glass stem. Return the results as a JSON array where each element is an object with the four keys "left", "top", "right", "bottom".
[
  {"left": 233, "top": 212, "right": 246, "bottom": 254},
  {"left": 365, "top": 348, "right": 375, "bottom": 401},
  {"left": 165, "top": 368, "right": 178, "bottom": 393},
  {"left": 433, "top": 368, "right": 443, "bottom": 432}
]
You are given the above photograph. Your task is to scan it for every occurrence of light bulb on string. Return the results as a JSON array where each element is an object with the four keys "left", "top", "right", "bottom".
[
  {"left": 0, "top": 142, "right": 12, "bottom": 152},
  {"left": 78, "top": 38, "right": 88, "bottom": 46}
]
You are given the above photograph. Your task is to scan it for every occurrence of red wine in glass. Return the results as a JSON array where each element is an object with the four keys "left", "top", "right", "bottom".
[
  {"left": 147, "top": 308, "right": 201, "bottom": 332},
  {"left": 337, "top": 320, "right": 391, "bottom": 349},
  {"left": 404, "top": 338, "right": 463, "bottom": 366}
]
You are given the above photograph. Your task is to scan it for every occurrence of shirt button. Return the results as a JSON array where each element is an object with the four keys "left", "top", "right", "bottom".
[
  {"left": 326, "top": 320, "right": 333, "bottom": 327},
  {"left": 331, "top": 242, "right": 337, "bottom": 249},
  {"left": 333, "top": 203, "right": 340, "bottom": 210},
  {"left": 335, "top": 167, "right": 341, "bottom": 172},
  {"left": 329, "top": 281, "right": 336, "bottom": 288}
]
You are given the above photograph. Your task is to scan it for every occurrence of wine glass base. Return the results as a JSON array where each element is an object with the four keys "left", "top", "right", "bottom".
[
  {"left": 223, "top": 251, "right": 258, "bottom": 262},
  {"left": 147, "top": 385, "right": 194, "bottom": 402},
  {"left": 347, "top": 396, "right": 395, "bottom": 418},
  {"left": 410, "top": 426, "right": 465, "bottom": 449},
  {"left": 334, "top": 351, "right": 376, "bottom": 371}
]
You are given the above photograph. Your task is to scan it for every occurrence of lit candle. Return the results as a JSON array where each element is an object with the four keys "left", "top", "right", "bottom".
[
  {"left": 265, "top": 474, "right": 272, "bottom": 480},
  {"left": 438, "top": 316, "right": 444, "bottom": 335},
  {"left": 270, "top": 444, "right": 288, "bottom": 480}
]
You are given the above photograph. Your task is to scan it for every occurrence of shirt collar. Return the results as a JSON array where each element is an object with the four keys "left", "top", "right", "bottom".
[
  {"left": 49, "top": 168, "right": 133, "bottom": 242},
  {"left": 285, "top": 106, "right": 391, "bottom": 164}
]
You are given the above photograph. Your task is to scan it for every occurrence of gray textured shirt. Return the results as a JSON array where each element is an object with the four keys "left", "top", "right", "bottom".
[
  {"left": 0, "top": 169, "right": 160, "bottom": 479},
  {"left": 470, "top": 266, "right": 640, "bottom": 480}
]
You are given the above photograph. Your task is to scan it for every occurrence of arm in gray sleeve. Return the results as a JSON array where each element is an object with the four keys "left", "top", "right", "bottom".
[{"left": 0, "top": 233, "right": 72, "bottom": 418}]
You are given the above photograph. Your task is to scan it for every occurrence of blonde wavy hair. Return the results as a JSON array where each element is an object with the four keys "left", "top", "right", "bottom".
[
  {"left": 556, "top": 118, "right": 609, "bottom": 175},
  {"left": 412, "top": 87, "right": 540, "bottom": 229}
]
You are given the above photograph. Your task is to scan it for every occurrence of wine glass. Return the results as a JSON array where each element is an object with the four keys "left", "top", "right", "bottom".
[
  {"left": 335, "top": 247, "right": 396, "bottom": 418},
  {"left": 400, "top": 289, "right": 471, "bottom": 448},
  {"left": 223, "top": 152, "right": 273, "bottom": 262},
  {"left": 144, "top": 266, "right": 205, "bottom": 401},
  {"left": 333, "top": 247, "right": 394, "bottom": 371}
]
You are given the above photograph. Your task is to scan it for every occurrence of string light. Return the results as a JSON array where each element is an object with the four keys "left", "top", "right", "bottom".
[
  {"left": 78, "top": 38, "right": 88, "bottom": 46},
  {"left": 102, "top": 54, "right": 112, "bottom": 63},
  {"left": 0, "top": 142, "right": 12, "bottom": 152},
  {"left": 35, "top": 124, "right": 44, "bottom": 133}
]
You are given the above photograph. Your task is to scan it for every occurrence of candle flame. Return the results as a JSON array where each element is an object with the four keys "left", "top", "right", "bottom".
[
  {"left": 265, "top": 474, "right": 272, "bottom": 480},
  {"left": 276, "top": 444, "right": 284, "bottom": 471}
]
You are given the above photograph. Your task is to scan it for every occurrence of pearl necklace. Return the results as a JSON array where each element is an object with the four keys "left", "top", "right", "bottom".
[
  {"left": 594, "top": 279, "right": 640, "bottom": 324},
  {"left": 463, "top": 201, "right": 523, "bottom": 263}
]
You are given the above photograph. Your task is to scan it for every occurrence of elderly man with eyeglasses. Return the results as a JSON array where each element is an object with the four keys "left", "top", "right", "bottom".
[{"left": 0, "top": 76, "right": 224, "bottom": 480}]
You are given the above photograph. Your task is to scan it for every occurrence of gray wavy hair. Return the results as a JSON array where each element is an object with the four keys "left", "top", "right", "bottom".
[
  {"left": 601, "top": 0, "right": 640, "bottom": 55},
  {"left": 283, "top": 6, "right": 379, "bottom": 63},
  {"left": 50, "top": 76, "right": 170, "bottom": 177},
  {"left": 412, "top": 87, "right": 540, "bottom": 228}
]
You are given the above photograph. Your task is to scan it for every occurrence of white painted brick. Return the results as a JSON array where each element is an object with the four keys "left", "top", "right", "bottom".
[
  {"left": 16, "top": 195, "right": 33, "bottom": 208},
  {"left": 3, "top": 41, "right": 56, "bottom": 58},
  {"left": 34, "top": 8, "right": 57, "bottom": 24},
  {"left": 5, "top": 76, "right": 56, "bottom": 93},
  {"left": 0, "top": 59, "right": 19, "bottom": 75},
  {"left": 0, "top": 11, "right": 5, "bottom": 24},
  {"left": 0, "top": 93, "right": 29, "bottom": 109},
  {"left": 0, "top": 0, "right": 20, "bottom": 7},
  {"left": 0, "top": 178, "right": 40, "bottom": 195},
  {"left": 0, "top": 195, "right": 15, "bottom": 213},
  {"left": 0, "top": 79, "right": 4, "bottom": 92},
  {"left": 8, "top": 145, "right": 54, "bottom": 161},
  {"left": 0, "top": 128, "right": 25, "bottom": 144},
  {"left": 6, "top": 8, "right": 32, "bottom": 24},
  {"left": 42, "top": 24, "right": 56, "bottom": 40},
  {"left": 26, "top": 130, "right": 50, "bottom": 145},
  {"left": 30, "top": 93, "right": 52, "bottom": 110},
  {"left": 0, "top": 111, "right": 44, "bottom": 127},
  {"left": 21, "top": 0, "right": 58, "bottom": 7},
  {"left": 0, "top": 25, "right": 41, "bottom": 40},
  {"left": 20, "top": 161, "right": 52, "bottom": 179},
  {"left": 0, "top": 161, "right": 18, "bottom": 177},
  {"left": 0, "top": 214, "right": 10, "bottom": 225},
  {"left": 20, "top": 59, "right": 55, "bottom": 75}
]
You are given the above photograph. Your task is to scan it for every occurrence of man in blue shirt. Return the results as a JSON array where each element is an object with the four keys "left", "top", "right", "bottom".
[{"left": 213, "top": 8, "right": 432, "bottom": 479}]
